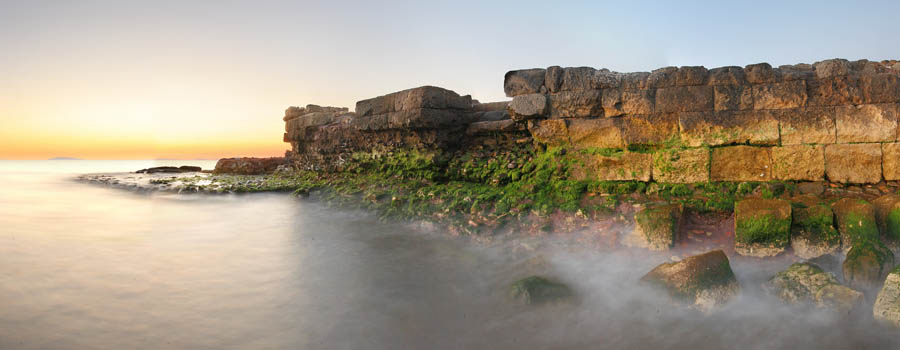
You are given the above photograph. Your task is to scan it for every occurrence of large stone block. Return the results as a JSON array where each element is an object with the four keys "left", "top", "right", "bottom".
[
  {"left": 825, "top": 144, "right": 883, "bottom": 184},
  {"left": 355, "top": 86, "right": 472, "bottom": 116},
  {"left": 678, "top": 110, "right": 779, "bottom": 147},
  {"left": 507, "top": 94, "right": 548, "bottom": 121},
  {"left": 566, "top": 118, "right": 624, "bottom": 149},
  {"left": 772, "top": 145, "right": 825, "bottom": 181},
  {"left": 707, "top": 66, "right": 747, "bottom": 85},
  {"left": 560, "top": 67, "right": 597, "bottom": 91},
  {"left": 622, "top": 113, "right": 678, "bottom": 146},
  {"left": 544, "top": 66, "right": 563, "bottom": 93},
  {"left": 860, "top": 73, "right": 900, "bottom": 104},
  {"left": 465, "top": 119, "right": 520, "bottom": 135},
  {"left": 528, "top": 119, "right": 568, "bottom": 146},
  {"left": 777, "top": 107, "right": 837, "bottom": 145},
  {"left": 587, "top": 151, "right": 652, "bottom": 181},
  {"left": 734, "top": 198, "right": 791, "bottom": 257},
  {"left": 652, "top": 147, "right": 710, "bottom": 183},
  {"left": 814, "top": 59, "right": 851, "bottom": 79},
  {"left": 655, "top": 86, "right": 714, "bottom": 113},
  {"left": 385, "top": 108, "right": 475, "bottom": 129},
  {"left": 504, "top": 69, "right": 546, "bottom": 97},
  {"left": 713, "top": 85, "right": 753, "bottom": 111},
  {"left": 647, "top": 66, "right": 678, "bottom": 88},
  {"left": 752, "top": 80, "right": 808, "bottom": 110},
  {"left": 621, "top": 72, "right": 650, "bottom": 90},
  {"left": 675, "top": 66, "right": 708, "bottom": 86},
  {"left": 835, "top": 104, "right": 898, "bottom": 143},
  {"left": 640, "top": 250, "right": 739, "bottom": 311},
  {"left": 547, "top": 90, "right": 603, "bottom": 118},
  {"left": 625, "top": 204, "right": 684, "bottom": 250},
  {"left": 711, "top": 146, "right": 772, "bottom": 182},
  {"left": 745, "top": 63, "right": 779, "bottom": 84},
  {"left": 883, "top": 143, "right": 900, "bottom": 181},
  {"left": 807, "top": 76, "right": 862, "bottom": 106},
  {"left": 601, "top": 89, "right": 655, "bottom": 117},
  {"left": 790, "top": 195, "right": 840, "bottom": 259}
]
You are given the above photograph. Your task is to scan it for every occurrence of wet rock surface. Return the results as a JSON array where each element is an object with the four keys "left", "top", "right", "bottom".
[
  {"left": 733, "top": 198, "right": 791, "bottom": 257},
  {"left": 874, "top": 268, "right": 900, "bottom": 328},
  {"left": 764, "top": 263, "right": 862, "bottom": 313},
  {"left": 640, "top": 250, "right": 739, "bottom": 311}
]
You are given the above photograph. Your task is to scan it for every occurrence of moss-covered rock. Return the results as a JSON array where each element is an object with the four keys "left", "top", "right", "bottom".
[
  {"left": 873, "top": 194, "right": 900, "bottom": 243},
  {"left": 625, "top": 204, "right": 683, "bottom": 250},
  {"left": 831, "top": 198, "right": 880, "bottom": 252},
  {"left": 790, "top": 195, "right": 840, "bottom": 259},
  {"left": 640, "top": 250, "right": 739, "bottom": 311},
  {"left": 734, "top": 198, "right": 792, "bottom": 257},
  {"left": 843, "top": 241, "right": 894, "bottom": 290},
  {"left": 764, "top": 262, "right": 862, "bottom": 313},
  {"left": 509, "top": 276, "right": 574, "bottom": 305},
  {"left": 874, "top": 267, "right": 900, "bottom": 328}
]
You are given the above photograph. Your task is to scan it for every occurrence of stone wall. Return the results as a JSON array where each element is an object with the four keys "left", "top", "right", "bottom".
[{"left": 284, "top": 58, "right": 900, "bottom": 184}]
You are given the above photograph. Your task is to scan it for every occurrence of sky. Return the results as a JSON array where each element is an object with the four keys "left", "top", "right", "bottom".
[{"left": 1, "top": 0, "right": 898, "bottom": 160}]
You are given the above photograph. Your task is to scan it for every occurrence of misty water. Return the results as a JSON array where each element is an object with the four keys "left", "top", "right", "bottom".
[{"left": 1, "top": 160, "right": 898, "bottom": 349}]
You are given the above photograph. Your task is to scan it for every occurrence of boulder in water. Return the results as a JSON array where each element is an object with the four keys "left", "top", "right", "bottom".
[
  {"left": 641, "top": 250, "right": 739, "bottom": 311},
  {"left": 763, "top": 262, "right": 862, "bottom": 313},
  {"left": 843, "top": 242, "right": 894, "bottom": 290},
  {"left": 509, "top": 276, "right": 574, "bottom": 305},
  {"left": 790, "top": 195, "right": 840, "bottom": 259},
  {"left": 873, "top": 267, "right": 900, "bottom": 328},
  {"left": 625, "top": 204, "right": 683, "bottom": 251}
]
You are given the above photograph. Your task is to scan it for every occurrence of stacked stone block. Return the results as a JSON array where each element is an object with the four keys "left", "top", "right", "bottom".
[{"left": 505, "top": 58, "right": 900, "bottom": 183}]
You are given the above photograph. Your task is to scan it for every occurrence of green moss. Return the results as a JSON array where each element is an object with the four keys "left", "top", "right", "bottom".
[
  {"left": 842, "top": 211, "right": 880, "bottom": 246},
  {"left": 887, "top": 208, "right": 900, "bottom": 241},
  {"left": 736, "top": 214, "right": 790, "bottom": 246}
]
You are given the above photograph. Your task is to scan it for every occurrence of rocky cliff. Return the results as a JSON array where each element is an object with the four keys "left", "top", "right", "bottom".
[{"left": 283, "top": 58, "right": 900, "bottom": 184}]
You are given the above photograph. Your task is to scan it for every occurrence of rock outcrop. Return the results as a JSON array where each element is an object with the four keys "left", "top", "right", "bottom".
[
  {"left": 214, "top": 157, "right": 286, "bottom": 175},
  {"left": 641, "top": 250, "right": 739, "bottom": 311}
]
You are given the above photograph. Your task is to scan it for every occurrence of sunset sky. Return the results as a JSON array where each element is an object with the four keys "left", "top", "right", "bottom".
[{"left": 2, "top": 0, "right": 898, "bottom": 159}]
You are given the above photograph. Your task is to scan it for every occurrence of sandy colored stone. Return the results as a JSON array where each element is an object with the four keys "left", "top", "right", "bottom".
[
  {"left": 713, "top": 85, "right": 753, "bottom": 111},
  {"left": 652, "top": 148, "right": 709, "bottom": 183},
  {"left": 825, "top": 144, "right": 882, "bottom": 184},
  {"left": 625, "top": 204, "right": 683, "bottom": 250},
  {"left": 640, "top": 250, "right": 740, "bottom": 311},
  {"left": 835, "top": 103, "right": 898, "bottom": 143},
  {"left": 355, "top": 86, "right": 472, "bottom": 116},
  {"left": 874, "top": 270, "right": 900, "bottom": 328},
  {"left": 777, "top": 107, "right": 837, "bottom": 145},
  {"left": 808, "top": 75, "right": 862, "bottom": 106},
  {"left": 621, "top": 113, "right": 678, "bottom": 146},
  {"left": 507, "top": 93, "right": 548, "bottom": 121},
  {"left": 710, "top": 146, "right": 772, "bottom": 182},
  {"left": 528, "top": 119, "right": 568, "bottom": 146},
  {"left": 752, "top": 80, "right": 808, "bottom": 110},
  {"left": 678, "top": 110, "right": 779, "bottom": 147},
  {"left": 601, "top": 89, "right": 655, "bottom": 117},
  {"left": 745, "top": 63, "right": 779, "bottom": 84},
  {"left": 734, "top": 198, "right": 791, "bottom": 257},
  {"left": 860, "top": 73, "right": 900, "bottom": 104},
  {"left": 764, "top": 263, "right": 862, "bottom": 313},
  {"left": 592, "top": 151, "right": 652, "bottom": 181},
  {"left": 504, "top": 69, "right": 546, "bottom": 97},
  {"left": 884, "top": 143, "right": 900, "bottom": 181},
  {"left": 772, "top": 145, "right": 824, "bottom": 181},
  {"left": 675, "top": 66, "right": 708, "bottom": 86},
  {"left": 707, "top": 66, "right": 746, "bottom": 85},
  {"left": 465, "top": 120, "right": 519, "bottom": 135},
  {"left": 566, "top": 118, "right": 624, "bottom": 149},
  {"left": 547, "top": 90, "right": 603, "bottom": 118},
  {"left": 655, "top": 86, "right": 714, "bottom": 113}
]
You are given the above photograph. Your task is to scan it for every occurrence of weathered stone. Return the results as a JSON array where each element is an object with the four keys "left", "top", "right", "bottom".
[
  {"left": 655, "top": 86, "right": 714, "bottom": 113},
  {"left": 509, "top": 276, "right": 574, "bottom": 305},
  {"left": 734, "top": 198, "right": 791, "bottom": 257},
  {"left": 385, "top": 108, "right": 475, "bottom": 129},
  {"left": 621, "top": 72, "right": 650, "bottom": 90},
  {"left": 589, "top": 151, "right": 652, "bottom": 181},
  {"left": 545, "top": 66, "right": 563, "bottom": 93},
  {"left": 647, "top": 66, "right": 678, "bottom": 88},
  {"left": 777, "top": 107, "right": 837, "bottom": 145},
  {"left": 814, "top": 59, "right": 851, "bottom": 79},
  {"left": 507, "top": 94, "right": 548, "bottom": 121},
  {"left": 825, "top": 144, "right": 882, "bottom": 184},
  {"left": 472, "top": 101, "right": 510, "bottom": 112},
  {"left": 465, "top": 119, "right": 520, "bottom": 135},
  {"left": 214, "top": 157, "right": 286, "bottom": 175},
  {"left": 476, "top": 110, "right": 509, "bottom": 122},
  {"left": 779, "top": 64, "right": 816, "bottom": 81},
  {"left": 831, "top": 198, "right": 879, "bottom": 250},
  {"left": 835, "top": 104, "right": 898, "bottom": 143},
  {"left": 504, "top": 69, "right": 546, "bottom": 97},
  {"left": 843, "top": 242, "right": 894, "bottom": 290},
  {"left": 764, "top": 263, "right": 862, "bottom": 313},
  {"left": 874, "top": 194, "right": 900, "bottom": 242},
  {"left": 711, "top": 146, "right": 773, "bottom": 182},
  {"left": 625, "top": 204, "right": 683, "bottom": 250},
  {"left": 808, "top": 75, "right": 862, "bottom": 106},
  {"left": 547, "top": 90, "right": 603, "bottom": 118},
  {"left": 640, "top": 250, "right": 740, "bottom": 311},
  {"left": 745, "top": 63, "right": 779, "bottom": 84},
  {"left": 652, "top": 148, "right": 709, "bottom": 183},
  {"left": 713, "top": 85, "right": 753, "bottom": 111},
  {"left": 355, "top": 86, "right": 472, "bottom": 116},
  {"left": 752, "top": 80, "right": 808, "bottom": 110},
  {"left": 593, "top": 70, "right": 624, "bottom": 89},
  {"left": 528, "top": 119, "right": 568, "bottom": 146},
  {"left": 860, "top": 73, "right": 900, "bottom": 104},
  {"left": 284, "top": 106, "right": 303, "bottom": 121},
  {"left": 560, "top": 67, "right": 597, "bottom": 91},
  {"left": 790, "top": 195, "right": 840, "bottom": 259},
  {"left": 797, "top": 182, "right": 825, "bottom": 195},
  {"left": 675, "top": 66, "right": 708, "bottom": 86},
  {"left": 707, "top": 66, "right": 746, "bottom": 85},
  {"left": 679, "top": 110, "right": 779, "bottom": 147},
  {"left": 883, "top": 143, "right": 900, "bottom": 181},
  {"left": 874, "top": 268, "right": 900, "bottom": 328},
  {"left": 601, "top": 89, "right": 655, "bottom": 117},
  {"left": 621, "top": 113, "right": 678, "bottom": 146},
  {"left": 772, "top": 145, "right": 824, "bottom": 181},
  {"left": 566, "top": 118, "right": 624, "bottom": 149}
]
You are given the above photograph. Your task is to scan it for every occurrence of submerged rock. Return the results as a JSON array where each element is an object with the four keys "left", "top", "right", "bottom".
[
  {"left": 764, "top": 263, "right": 862, "bottom": 313},
  {"left": 641, "top": 250, "right": 739, "bottom": 311},
  {"left": 624, "top": 204, "right": 683, "bottom": 251},
  {"left": 874, "top": 267, "right": 900, "bottom": 328},
  {"left": 790, "top": 195, "right": 840, "bottom": 259},
  {"left": 509, "top": 276, "right": 574, "bottom": 305},
  {"left": 734, "top": 198, "right": 791, "bottom": 257},
  {"left": 843, "top": 242, "right": 894, "bottom": 290}
]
